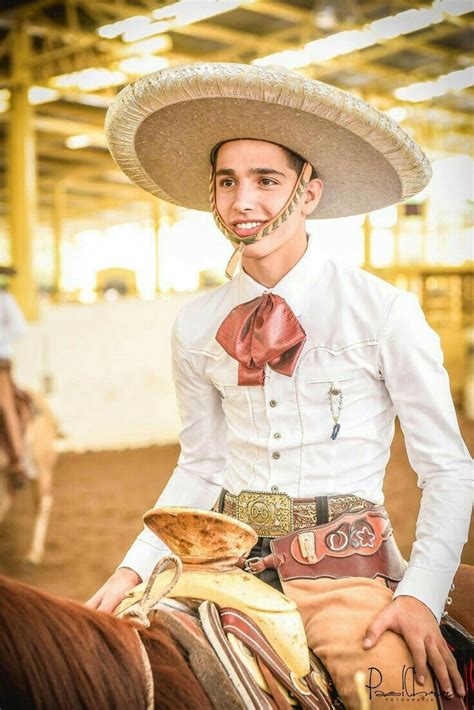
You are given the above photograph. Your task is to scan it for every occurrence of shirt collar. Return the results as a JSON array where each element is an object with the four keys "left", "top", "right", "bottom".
[{"left": 232, "top": 235, "right": 326, "bottom": 317}]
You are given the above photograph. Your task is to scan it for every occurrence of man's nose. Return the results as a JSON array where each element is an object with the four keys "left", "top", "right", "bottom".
[{"left": 232, "top": 184, "right": 256, "bottom": 212}]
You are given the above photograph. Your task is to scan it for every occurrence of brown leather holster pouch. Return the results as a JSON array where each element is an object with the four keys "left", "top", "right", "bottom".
[{"left": 269, "top": 507, "right": 407, "bottom": 592}]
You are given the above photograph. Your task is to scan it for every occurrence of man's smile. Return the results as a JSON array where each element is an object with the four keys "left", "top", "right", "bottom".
[{"left": 231, "top": 219, "right": 268, "bottom": 237}]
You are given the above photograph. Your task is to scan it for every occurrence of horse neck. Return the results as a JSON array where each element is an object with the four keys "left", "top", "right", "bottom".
[{"left": 0, "top": 576, "right": 148, "bottom": 709}]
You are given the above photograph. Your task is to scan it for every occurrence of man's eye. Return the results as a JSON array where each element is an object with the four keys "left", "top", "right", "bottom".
[
  {"left": 219, "top": 178, "right": 235, "bottom": 188},
  {"left": 260, "top": 178, "right": 277, "bottom": 186}
]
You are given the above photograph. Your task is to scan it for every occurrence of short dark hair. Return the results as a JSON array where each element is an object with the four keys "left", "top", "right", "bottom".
[
  {"left": 282, "top": 146, "right": 318, "bottom": 180},
  {"left": 211, "top": 140, "right": 318, "bottom": 179}
]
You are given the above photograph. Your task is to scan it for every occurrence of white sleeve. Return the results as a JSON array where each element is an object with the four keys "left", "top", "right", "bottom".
[
  {"left": 378, "top": 292, "right": 473, "bottom": 622},
  {"left": 119, "top": 314, "right": 229, "bottom": 581}
]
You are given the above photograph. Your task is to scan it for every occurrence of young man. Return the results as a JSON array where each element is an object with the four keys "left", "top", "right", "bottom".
[
  {"left": 0, "top": 265, "right": 28, "bottom": 489},
  {"left": 87, "top": 63, "right": 471, "bottom": 706}
]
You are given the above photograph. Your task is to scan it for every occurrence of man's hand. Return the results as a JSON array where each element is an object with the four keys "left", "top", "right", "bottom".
[
  {"left": 363, "top": 595, "right": 465, "bottom": 699},
  {"left": 85, "top": 567, "right": 141, "bottom": 613}
]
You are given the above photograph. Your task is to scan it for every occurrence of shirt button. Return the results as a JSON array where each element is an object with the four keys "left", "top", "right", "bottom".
[
  {"left": 272, "top": 452, "right": 281, "bottom": 460},
  {"left": 269, "top": 399, "right": 277, "bottom": 408},
  {"left": 273, "top": 432, "right": 281, "bottom": 439}
]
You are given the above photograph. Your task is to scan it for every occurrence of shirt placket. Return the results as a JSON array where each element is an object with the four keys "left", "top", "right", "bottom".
[{"left": 264, "top": 365, "right": 284, "bottom": 491}]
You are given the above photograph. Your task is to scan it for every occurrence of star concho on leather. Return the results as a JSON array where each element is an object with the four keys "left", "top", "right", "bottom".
[{"left": 220, "top": 489, "right": 375, "bottom": 538}]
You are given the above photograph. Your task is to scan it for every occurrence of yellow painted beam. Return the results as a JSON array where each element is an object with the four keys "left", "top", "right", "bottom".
[
  {"left": 363, "top": 214, "right": 372, "bottom": 271},
  {"left": 52, "top": 181, "right": 64, "bottom": 300},
  {"left": 8, "top": 24, "right": 38, "bottom": 320},
  {"left": 151, "top": 199, "right": 161, "bottom": 294}
]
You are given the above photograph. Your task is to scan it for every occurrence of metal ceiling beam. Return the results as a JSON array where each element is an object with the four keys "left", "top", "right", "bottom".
[
  {"left": 0, "top": 111, "right": 108, "bottom": 137},
  {"left": 4, "top": 0, "right": 62, "bottom": 18},
  {"left": 173, "top": 21, "right": 265, "bottom": 52},
  {"left": 39, "top": 177, "right": 147, "bottom": 198},
  {"left": 245, "top": 1, "right": 309, "bottom": 23}
]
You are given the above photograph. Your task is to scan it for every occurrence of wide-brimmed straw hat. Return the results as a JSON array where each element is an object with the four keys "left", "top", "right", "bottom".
[{"left": 106, "top": 62, "right": 431, "bottom": 219}]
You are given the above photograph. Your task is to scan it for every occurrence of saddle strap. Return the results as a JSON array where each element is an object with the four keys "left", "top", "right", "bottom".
[
  {"left": 255, "top": 656, "right": 294, "bottom": 710},
  {"left": 199, "top": 600, "right": 274, "bottom": 710},
  {"left": 220, "top": 608, "right": 335, "bottom": 710}
]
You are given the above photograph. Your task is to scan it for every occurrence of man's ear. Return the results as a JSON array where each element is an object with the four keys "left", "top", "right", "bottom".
[{"left": 302, "top": 178, "right": 323, "bottom": 216}]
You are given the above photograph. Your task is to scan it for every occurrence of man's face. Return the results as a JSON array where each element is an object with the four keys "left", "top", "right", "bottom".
[{"left": 214, "top": 139, "right": 322, "bottom": 260}]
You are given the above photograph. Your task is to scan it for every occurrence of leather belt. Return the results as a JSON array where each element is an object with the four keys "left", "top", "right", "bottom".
[{"left": 219, "top": 489, "right": 375, "bottom": 538}]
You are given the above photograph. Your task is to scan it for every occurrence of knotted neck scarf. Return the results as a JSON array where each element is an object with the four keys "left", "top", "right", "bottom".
[{"left": 216, "top": 292, "right": 306, "bottom": 386}]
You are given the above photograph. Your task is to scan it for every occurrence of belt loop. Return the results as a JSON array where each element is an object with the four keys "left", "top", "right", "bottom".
[{"left": 316, "top": 496, "right": 329, "bottom": 525}]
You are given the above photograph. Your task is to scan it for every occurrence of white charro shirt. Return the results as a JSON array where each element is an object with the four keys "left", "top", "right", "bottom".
[
  {"left": 120, "top": 236, "right": 473, "bottom": 622},
  {"left": 0, "top": 291, "right": 27, "bottom": 359}
]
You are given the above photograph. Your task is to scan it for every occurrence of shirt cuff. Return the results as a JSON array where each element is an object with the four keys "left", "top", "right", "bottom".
[
  {"left": 118, "top": 536, "right": 170, "bottom": 583},
  {"left": 392, "top": 565, "right": 454, "bottom": 623}
]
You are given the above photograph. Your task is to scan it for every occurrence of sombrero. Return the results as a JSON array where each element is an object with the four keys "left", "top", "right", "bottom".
[{"left": 106, "top": 62, "right": 431, "bottom": 220}]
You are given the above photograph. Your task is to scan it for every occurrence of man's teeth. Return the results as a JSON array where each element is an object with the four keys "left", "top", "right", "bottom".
[{"left": 235, "top": 222, "right": 263, "bottom": 229}]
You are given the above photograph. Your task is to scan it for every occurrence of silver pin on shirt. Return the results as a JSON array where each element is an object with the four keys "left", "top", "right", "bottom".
[{"left": 328, "top": 383, "right": 343, "bottom": 440}]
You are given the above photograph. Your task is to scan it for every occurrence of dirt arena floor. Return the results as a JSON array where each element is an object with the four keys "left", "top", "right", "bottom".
[{"left": 0, "top": 415, "right": 472, "bottom": 603}]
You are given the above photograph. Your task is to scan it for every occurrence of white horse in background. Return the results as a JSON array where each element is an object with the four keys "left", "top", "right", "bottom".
[{"left": 0, "top": 391, "right": 57, "bottom": 564}]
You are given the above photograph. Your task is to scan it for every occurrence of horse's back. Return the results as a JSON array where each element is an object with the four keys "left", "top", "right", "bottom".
[{"left": 449, "top": 564, "right": 474, "bottom": 635}]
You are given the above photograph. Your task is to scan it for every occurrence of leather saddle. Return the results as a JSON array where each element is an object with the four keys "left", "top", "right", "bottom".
[{"left": 117, "top": 506, "right": 342, "bottom": 709}]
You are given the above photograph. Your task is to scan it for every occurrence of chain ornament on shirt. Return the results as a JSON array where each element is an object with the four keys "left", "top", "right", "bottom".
[{"left": 328, "top": 383, "right": 343, "bottom": 440}]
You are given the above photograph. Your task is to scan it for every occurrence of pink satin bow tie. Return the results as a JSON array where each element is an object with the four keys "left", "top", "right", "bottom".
[{"left": 215, "top": 292, "right": 306, "bottom": 386}]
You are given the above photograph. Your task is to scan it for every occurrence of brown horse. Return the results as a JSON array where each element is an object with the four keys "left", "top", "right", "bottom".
[
  {"left": 0, "top": 574, "right": 214, "bottom": 710},
  {"left": 0, "top": 391, "right": 57, "bottom": 564},
  {"left": 0, "top": 568, "right": 472, "bottom": 710}
]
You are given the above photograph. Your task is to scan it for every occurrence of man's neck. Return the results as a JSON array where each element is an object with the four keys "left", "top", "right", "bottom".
[{"left": 241, "top": 230, "right": 309, "bottom": 288}]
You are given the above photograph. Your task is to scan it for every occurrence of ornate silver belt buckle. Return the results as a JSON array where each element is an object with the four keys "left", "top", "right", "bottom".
[{"left": 237, "top": 490, "right": 293, "bottom": 537}]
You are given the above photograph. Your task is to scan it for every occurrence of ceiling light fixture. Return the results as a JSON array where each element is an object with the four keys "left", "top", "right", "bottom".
[
  {"left": 0, "top": 89, "right": 10, "bottom": 114},
  {"left": 97, "top": 1, "right": 252, "bottom": 44},
  {"left": 394, "top": 66, "right": 474, "bottom": 102},
  {"left": 123, "top": 35, "right": 172, "bottom": 55},
  {"left": 253, "top": 49, "right": 311, "bottom": 69},
  {"left": 118, "top": 56, "right": 170, "bottom": 75},
  {"left": 253, "top": 1, "right": 472, "bottom": 69},
  {"left": 28, "top": 86, "right": 61, "bottom": 105},
  {"left": 65, "top": 133, "right": 108, "bottom": 149},
  {"left": 97, "top": 16, "right": 151, "bottom": 40},
  {"left": 65, "top": 135, "right": 93, "bottom": 149},
  {"left": 51, "top": 68, "right": 127, "bottom": 92},
  {"left": 432, "top": 0, "right": 473, "bottom": 16},
  {"left": 370, "top": 8, "right": 443, "bottom": 40},
  {"left": 385, "top": 106, "right": 408, "bottom": 122}
]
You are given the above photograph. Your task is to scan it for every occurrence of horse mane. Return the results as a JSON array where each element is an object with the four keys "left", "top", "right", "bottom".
[{"left": 0, "top": 575, "right": 213, "bottom": 710}]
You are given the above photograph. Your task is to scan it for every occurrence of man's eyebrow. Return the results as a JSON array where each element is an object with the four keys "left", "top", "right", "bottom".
[
  {"left": 250, "top": 168, "right": 287, "bottom": 177},
  {"left": 215, "top": 168, "right": 236, "bottom": 177},
  {"left": 215, "top": 167, "right": 287, "bottom": 177}
]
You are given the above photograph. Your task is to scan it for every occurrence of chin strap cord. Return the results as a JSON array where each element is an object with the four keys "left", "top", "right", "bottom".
[
  {"left": 225, "top": 242, "right": 244, "bottom": 280},
  {"left": 210, "top": 162, "right": 313, "bottom": 280}
]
